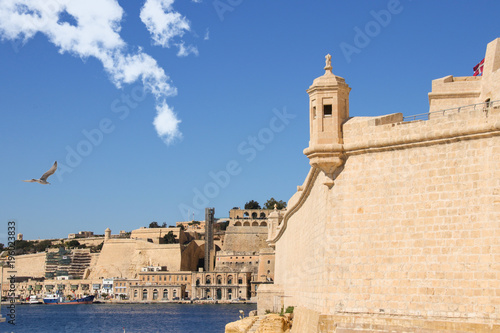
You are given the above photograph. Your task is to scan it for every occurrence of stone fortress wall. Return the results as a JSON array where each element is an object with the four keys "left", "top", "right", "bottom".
[{"left": 261, "top": 38, "right": 500, "bottom": 332}]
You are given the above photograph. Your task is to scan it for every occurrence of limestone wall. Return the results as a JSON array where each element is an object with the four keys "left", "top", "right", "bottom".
[
  {"left": 274, "top": 106, "right": 500, "bottom": 329},
  {"left": 86, "top": 239, "right": 183, "bottom": 280},
  {"left": 7, "top": 252, "right": 46, "bottom": 281},
  {"left": 222, "top": 226, "right": 268, "bottom": 252}
]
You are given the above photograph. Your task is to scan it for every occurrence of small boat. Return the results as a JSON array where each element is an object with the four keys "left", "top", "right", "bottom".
[
  {"left": 28, "top": 295, "right": 42, "bottom": 304},
  {"left": 43, "top": 293, "right": 94, "bottom": 305}
]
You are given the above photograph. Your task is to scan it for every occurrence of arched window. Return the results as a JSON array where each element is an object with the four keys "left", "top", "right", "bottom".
[
  {"left": 142, "top": 289, "right": 148, "bottom": 300},
  {"left": 206, "top": 276, "right": 211, "bottom": 285},
  {"left": 252, "top": 221, "right": 259, "bottom": 226},
  {"left": 152, "top": 289, "right": 158, "bottom": 300},
  {"left": 234, "top": 221, "right": 242, "bottom": 226},
  {"left": 251, "top": 212, "right": 257, "bottom": 219},
  {"left": 163, "top": 289, "right": 168, "bottom": 300},
  {"left": 134, "top": 289, "right": 138, "bottom": 298},
  {"left": 173, "top": 290, "right": 177, "bottom": 298},
  {"left": 243, "top": 212, "right": 249, "bottom": 218},
  {"left": 228, "top": 275, "right": 233, "bottom": 284},
  {"left": 260, "top": 221, "right": 267, "bottom": 227},
  {"left": 260, "top": 212, "right": 266, "bottom": 218},
  {"left": 243, "top": 222, "right": 250, "bottom": 226},
  {"left": 217, "top": 275, "right": 222, "bottom": 284},
  {"left": 196, "top": 279, "right": 200, "bottom": 286}
]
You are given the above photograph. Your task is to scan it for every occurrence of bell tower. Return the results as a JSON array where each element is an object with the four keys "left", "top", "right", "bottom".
[{"left": 303, "top": 54, "right": 350, "bottom": 187}]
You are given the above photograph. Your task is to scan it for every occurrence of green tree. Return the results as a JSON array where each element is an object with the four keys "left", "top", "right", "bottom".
[
  {"left": 149, "top": 221, "right": 160, "bottom": 228},
  {"left": 66, "top": 240, "right": 81, "bottom": 248},
  {"left": 35, "top": 240, "right": 52, "bottom": 252},
  {"left": 263, "top": 197, "right": 287, "bottom": 210},
  {"left": 163, "top": 231, "right": 177, "bottom": 244},
  {"left": 244, "top": 200, "right": 261, "bottom": 209}
]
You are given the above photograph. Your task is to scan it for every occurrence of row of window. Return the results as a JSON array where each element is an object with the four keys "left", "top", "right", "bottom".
[
  {"left": 135, "top": 288, "right": 178, "bottom": 300},
  {"left": 141, "top": 275, "right": 188, "bottom": 282},
  {"left": 196, "top": 277, "right": 243, "bottom": 285},
  {"left": 233, "top": 221, "right": 267, "bottom": 226}
]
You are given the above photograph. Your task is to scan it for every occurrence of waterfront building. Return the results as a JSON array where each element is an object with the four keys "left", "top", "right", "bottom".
[
  {"left": 129, "top": 269, "right": 193, "bottom": 301},
  {"left": 191, "top": 270, "right": 251, "bottom": 301}
]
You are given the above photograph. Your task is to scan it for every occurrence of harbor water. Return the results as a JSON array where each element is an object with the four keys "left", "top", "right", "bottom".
[{"left": 1, "top": 303, "right": 256, "bottom": 333}]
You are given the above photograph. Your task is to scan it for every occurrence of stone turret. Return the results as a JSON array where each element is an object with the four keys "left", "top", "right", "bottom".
[
  {"left": 303, "top": 54, "right": 350, "bottom": 187},
  {"left": 104, "top": 228, "right": 111, "bottom": 241}
]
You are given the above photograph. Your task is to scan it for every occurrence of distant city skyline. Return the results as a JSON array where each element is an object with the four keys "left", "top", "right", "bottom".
[{"left": 1, "top": 1, "right": 499, "bottom": 241}]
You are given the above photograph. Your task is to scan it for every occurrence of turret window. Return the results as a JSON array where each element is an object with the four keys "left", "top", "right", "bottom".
[{"left": 323, "top": 104, "right": 332, "bottom": 117}]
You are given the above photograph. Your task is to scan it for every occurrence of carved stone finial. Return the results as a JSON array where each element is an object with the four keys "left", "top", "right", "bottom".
[
  {"left": 274, "top": 203, "right": 277, "bottom": 210},
  {"left": 324, "top": 54, "right": 332, "bottom": 73}
]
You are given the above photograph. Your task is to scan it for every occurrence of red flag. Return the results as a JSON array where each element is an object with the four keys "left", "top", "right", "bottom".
[{"left": 473, "top": 58, "right": 484, "bottom": 76}]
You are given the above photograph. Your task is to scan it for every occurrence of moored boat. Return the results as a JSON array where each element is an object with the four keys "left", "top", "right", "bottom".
[{"left": 43, "top": 293, "right": 94, "bottom": 305}]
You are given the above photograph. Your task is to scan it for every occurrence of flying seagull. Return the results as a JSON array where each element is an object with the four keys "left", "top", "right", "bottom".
[{"left": 23, "top": 161, "right": 57, "bottom": 185}]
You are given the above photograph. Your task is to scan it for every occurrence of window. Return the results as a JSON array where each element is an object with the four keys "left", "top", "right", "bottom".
[
  {"left": 134, "top": 290, "right": 138, "bottom": 298},
  {"left": 147, "top": 276, "right": 150, "bottom": 281},
  {"left": 323, "top": 104, "right": 332, "bottom": 116},
  {"left": 153, "top": 289, "right": 158, "bottom": 300},
  {"left": 173, "top": 290, "right": 177, "bottom": 298},
  {"left": 238, "top": 278, "right": 243, "bottom": 285},
  {"left": 267, "top": 260, "right": 271, "bottom": 264},
  {"left": 228, "top": 276, "right": 233, "bottom": 284},
  {"left": 142, "top": 289, "right": 148, "bottom": 300},
  {"left": 312, "top": 106, "right": 316, "bottom": 118},
  {"left": 163, "top": 289, "right": 168, "bottom": 300}
]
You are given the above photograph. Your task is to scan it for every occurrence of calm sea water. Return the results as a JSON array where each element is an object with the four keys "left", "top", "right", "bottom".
[{"left": 0, "top": 303, "right": 256, "bottom": 333}]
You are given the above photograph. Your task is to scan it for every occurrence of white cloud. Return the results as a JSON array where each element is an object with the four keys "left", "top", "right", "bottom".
[
  {"left": 140, "top": 0, "right": 196, "bottom": 57},
  {"left": 153, "top": 102, "right": 182, "bottom": 145},
  {"left": 176, "top": 42, "right": 198, "bottom": 57},
  {"left": 204, "top": 28, "right": 209, "bottom": 41},
  {"left": 0, "top": 0, "right": 182, "bottom": 144}
]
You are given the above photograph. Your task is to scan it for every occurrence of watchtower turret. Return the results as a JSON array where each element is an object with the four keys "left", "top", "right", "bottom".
[{"left": 303, "top": 54, "right": 350, "bottom": 186}]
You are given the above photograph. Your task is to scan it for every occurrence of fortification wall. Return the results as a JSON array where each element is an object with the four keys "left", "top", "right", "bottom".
[
  {"left": 7, "top": 252, "right": 46, "bottom": 281},
  {"left": 86, "top": 239, "right": 183, "bottom": 280},
  {"left": 222, "top": 226, "right": 268, "bottom": 252},
  {"left": 274, "top": 107, "right": 500, "bottom": 331}
]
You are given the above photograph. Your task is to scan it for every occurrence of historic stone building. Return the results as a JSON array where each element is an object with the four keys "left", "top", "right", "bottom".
[
  {"left": 191, "top": 271, "right": 251, "bottom": 301},
  {"left": 259, "top": 38, "right": 500, "bottom": 332},
  {"left": 129, "top": 268, "right": 192, "bottom": 301},
  {"left": 215, "top": 208, "right": 278, "bottom": 298}
]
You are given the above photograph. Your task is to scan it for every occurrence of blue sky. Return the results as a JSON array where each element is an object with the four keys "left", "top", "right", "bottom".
[{"left": 1, "top": 0, "right": 499, "bottom": 241}]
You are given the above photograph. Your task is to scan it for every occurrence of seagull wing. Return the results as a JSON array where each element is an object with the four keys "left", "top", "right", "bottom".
[
  {"left": 40, "top": 161, "right": 57, "bottom": 181},
  {"left": 23, "top": 179, "right": 36, "bottom": 182}
]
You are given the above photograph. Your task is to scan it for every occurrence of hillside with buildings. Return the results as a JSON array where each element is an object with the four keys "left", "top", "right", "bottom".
[{"left": 3, "top": 204, "right": 283, "bottom": 304}]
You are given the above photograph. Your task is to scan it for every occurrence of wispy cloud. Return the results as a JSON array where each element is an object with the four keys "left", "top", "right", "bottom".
[
  {"left": 0, "top": 0, "right": 182, "bottom": 144},
  {"left": 176, "top": 42, "right": 198, "bottom": 57},
  {"left": 140, "top": 0, "right": 198, "bottom": 58},
  {"left": 204, "top": 28, "right": 210, "bottom": 41}
]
